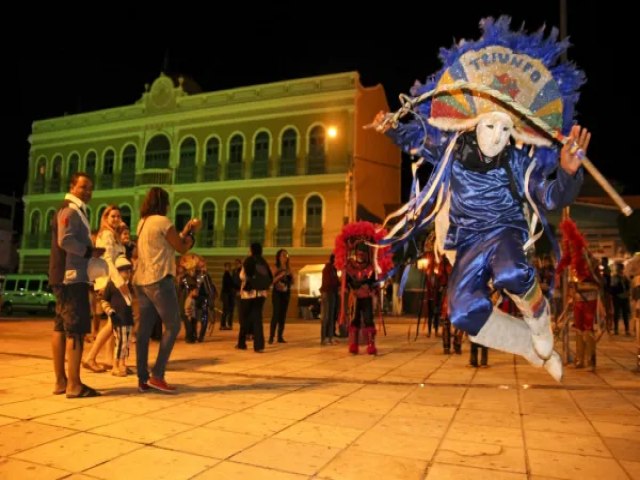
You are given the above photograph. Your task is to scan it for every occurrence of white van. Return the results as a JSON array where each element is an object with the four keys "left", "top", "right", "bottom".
[{"left": 0, "top": 274, "right": 56, "bottom": 315}]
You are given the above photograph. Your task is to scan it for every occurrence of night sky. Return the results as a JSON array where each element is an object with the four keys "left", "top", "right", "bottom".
[{"left": 12, "top": 2, "right": 614, "bottom": 218}]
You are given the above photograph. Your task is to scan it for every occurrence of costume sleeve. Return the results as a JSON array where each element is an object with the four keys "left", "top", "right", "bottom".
[
  {"left": 526, "top": 154, "right": 584, "bottom": 212},
  {"left": 100, "top": 282, "right": 116, "bottom": 316},
  {"left": 57, "top": 207, "right": 91, "bottom": 257},
  {"left": 384, "top": 123, "right": 442, "bottom": 165}
]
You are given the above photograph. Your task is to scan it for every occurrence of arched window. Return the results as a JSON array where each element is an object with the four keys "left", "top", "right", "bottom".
[
  {"left": 28, "top": 210, "right": 41, "bottom": 248},
  {"left": 275, "top": 197, "right": 293, "bottom": 246},
  {"left": 101, "top": 150, "right": 115, "bottom": 189},
  {"left": 224, "top": 200, "right": 240, "bottom": 247},
  {"left": 204, "top": 138, "right": 220, "bottom": 181},
  {"left": 97, "top": 206, "right": 107, "bottom": 225},
  {"left": 305, "top": 195, "right": 323, "bottom": 246},
  {"left": 175, "top": 202, "right": 192, "bottom": 232},
  {"left": 145, "top": 135, "right": 171, "bottom": 169},
  {"left": 67, "top": 153, "right": 79, "bottom": 181},
  {"left": 280, "top": 128, "right": 297, "bottom": 176},
  {"left": 249, "top": 198, "right": 266, "bottom": 244},
  {"left": 307, "top": 126, "right": 326, "bottom": 174},
  {"left": 33, "top": 157, "right": 46, "bottom": 194},
  {"left": 121, "top": 145, "right": 136, "bottom": 187},
  {"left": 176, "top": 138, "right": 197, "bottom": 183},
  {"left": 120, "top": 205, "right": 132, "bottom": 231},
  {"left": 253, "top": 132, "right": 269, "bottom": 178},
  {"left": 45, "top": 209, "right": 56, "bottom": 232},
  {"left": 50, "top": 155, "right": 63, "bottom": 193},
  {"left": 227, "top": 134, "right": 243, "bottom": 180},
  {"left": 85, "top": 152, "right": 97, "bottom": 178},
  {"left": 201, "top": 201, "right": 216, "bottom": 247}
]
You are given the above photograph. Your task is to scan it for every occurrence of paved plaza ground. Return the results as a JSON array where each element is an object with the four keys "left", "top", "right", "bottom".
[{"left": 0, "top": 316, "right": 639, "bottom": 479}]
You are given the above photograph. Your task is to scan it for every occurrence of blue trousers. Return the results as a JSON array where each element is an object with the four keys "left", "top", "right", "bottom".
[{"left": 448, "top": 227, "right": 536, "bottom": 335}]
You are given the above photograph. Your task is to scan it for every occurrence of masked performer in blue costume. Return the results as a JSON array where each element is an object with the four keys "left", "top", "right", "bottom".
[{"left": 372, "top": 17, "right": 591, "bottom": 381}]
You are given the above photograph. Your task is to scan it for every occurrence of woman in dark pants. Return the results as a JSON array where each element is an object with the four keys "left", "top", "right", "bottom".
[{"left": 269, "top": 249, "right": 293, "bottom": 344}]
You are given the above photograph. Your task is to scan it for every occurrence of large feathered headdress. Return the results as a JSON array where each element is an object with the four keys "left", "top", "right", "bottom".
[{"left": 406, "top": 16, "right": 585, "bottom": 170}]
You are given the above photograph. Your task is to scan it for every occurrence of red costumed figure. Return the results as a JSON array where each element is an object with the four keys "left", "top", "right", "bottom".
[
  {"left": 557, "top": 218, "right": 602, "bottom": 370},
  {"left": 335, "top": 222, "right": 393, "bottom": 355}
]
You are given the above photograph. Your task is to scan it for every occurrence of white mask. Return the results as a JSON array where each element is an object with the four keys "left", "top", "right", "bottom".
[{"left": 475, "top": 112, "right": 514, "bottom": 158}]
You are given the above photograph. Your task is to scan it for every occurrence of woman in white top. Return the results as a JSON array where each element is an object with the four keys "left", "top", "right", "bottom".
[
  {"left": 82, "top": 205, "right": 127, "bottom": 373},
  {"left": 134, "top": 187, "right": 200, "bottom": 393}
]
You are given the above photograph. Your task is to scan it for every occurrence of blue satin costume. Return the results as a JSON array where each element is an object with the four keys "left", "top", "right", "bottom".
[{"left": 387, "top": 130, "right": 583, "bottom": 335}]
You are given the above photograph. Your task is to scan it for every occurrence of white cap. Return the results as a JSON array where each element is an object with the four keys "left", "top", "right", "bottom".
[
  {"left": 87, "top": 257, "right": 109, "bottom": 281},
  {"left": 115, "top": 256, "right": 132, "bottom": 271}
]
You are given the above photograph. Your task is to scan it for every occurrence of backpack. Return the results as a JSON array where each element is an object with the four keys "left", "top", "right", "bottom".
[{"left": 246, "top": 259, "right": 272, "bottom": 291}]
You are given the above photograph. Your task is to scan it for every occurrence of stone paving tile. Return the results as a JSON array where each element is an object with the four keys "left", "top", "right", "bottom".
[
  {"left": 305, "top": 406, "right": 384, "bottom": 430},
  {"left": 352, "top": 424, "right": 439, "bottom": 461},
  {"left": 35, "top": 405, "right": 134, "bottom": 431},
  {"left": 520, "top": 390, "right": 582, "bottom": 417},
  {"left": 0, "top": 414, "right": 18, "bottom": 426},
  {"left": 521, "top": 413, "right": 595, "bottom": 435},
  {"left": 145, "top": 404, "right": 233, "bottom": 426},
  {"left": 592, "top": 420, "right": 640, "bottom": 439},
  {"left": 602, "top": 437, "right": 640, "bottom": 463},
  {"left": 84, "top": 445, "right": 217, "bottom": 480},
  {"left": 11, "top": 431, "right": 141, "bottom": 472},
  {"left": 0, "top": 457, "right": 70, "bottom": 480},
  {"left": 525, "top": 429, "right": 610, "bottom": 457},
  {"left": 434, "top": 439, "right": 526, "bottom": 473},
  {"left": 455, "top": 408, "right": 521, "bottom": 429},
  {"left": 1, "top": 398, "right": 82, "bottom": 419},
  {"left": 0, "top": 421, "right": 75, "bottom": 456},
  {"left": 317, "top": 447, "right": 427, "bottom": 480},
  {"left": 425, "top": 463, "right": 527, "bottom": 479},
  {"left": 231, "top": 437, "right": 340, "bottom": 476},
  {"left": 203, "top": 411, "right": 296, "bottom": 437},
  {"left": 95, "top": 394, "right": 177, "bottom": 415},
  {"left": 460, "top": 388, "right": 520, "bottom": 414},
  {"left": 155, "top": 427, "right": 262, "bottom": 459},
  {"left": 89, "top": 415, "right": 192, "bottom": 444},
  {"left": 446, "top": 422, "right": 524, "bottom": 448},
  {"left": 192, "top": 461, "right": 308, "bottom": 479},
  {"left": 527, "top": 449, "right": 630, "bottom": 479},
  {"left": 274, "top": 421, "right": 363, "bottom": 449},
  {"left": 620, "top": 460, "right": 640, "bottom": 480}
]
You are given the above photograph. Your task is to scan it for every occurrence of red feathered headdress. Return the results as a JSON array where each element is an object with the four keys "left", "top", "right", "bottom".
[
  {"left": 556, "top": 218, "right": 594, "bottom": 282},
  {"left": 333, "top": 221, "right": 393, "bottom": 276}
]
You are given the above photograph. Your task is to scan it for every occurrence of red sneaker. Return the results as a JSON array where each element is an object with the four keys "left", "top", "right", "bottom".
[
  {"left": 138, "top": 382, "right": 151, "bottom": 393},
  {"left": 148, "top": 377, "right": 177, "bottom": 393}
]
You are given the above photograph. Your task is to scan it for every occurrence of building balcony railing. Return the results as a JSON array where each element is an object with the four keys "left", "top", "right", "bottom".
[
  {"left": 136, "top": 169, "right": 172, "bottom": 186},
  {"left": 226, "top": 162, "right": 243, "bottom": 180},
  {"left": 31, "top": 181, "right": 45, "bottom": 194},
  {"left": 248, "top": 228, "right": 266, "bottom": 245},
  {"left": 252, "top": 161, "right": 268, "bottom": 179},
  {"left": 47, "top": 178, "right": 62, "bottom": 193},
  {"left": 273, "top": 228, "right": 293, "bottom": 247},
  {"left": 23, "top": 233, "right": 49, "bottom": 249},
  {"left": 119, "top": 172, "right": 135, "bottom": 188},
  {"left": 306, "top": 154, "right": 326, "bottom": 174},
  {"left": 302, "top": 227, "right": 323, "bottom": 247},
  {"left": 197, "top": 230, "right": 216, "bottom": 248},
  {"left": 97, "top": 174, "right": 113, "bottom": 190},
  {"left": 223, "top": 230, "right": 240, "bottom": 248},
  {"left": 278, "top": 157, "right": 297, "bottom": 176},
  {"left": 203, "top": 164, "right": 220, "bottom": 182},
  {"left": 175, "top": 168, "right": 197, "bottom": 184}
]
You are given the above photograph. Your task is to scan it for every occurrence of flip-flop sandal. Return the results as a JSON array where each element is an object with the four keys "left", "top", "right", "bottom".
[
  {"left": 52, "top": 387, "right": 66, "bottom": 395},
  {"left": 66, "top": 384, "right": 101, "bottom": 399},
  {"left": 82, "top": 360, "right": 106, "bottom": 373}
]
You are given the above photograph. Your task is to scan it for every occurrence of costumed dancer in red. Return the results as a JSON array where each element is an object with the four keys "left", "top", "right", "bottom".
[
  {"left": 557, "top": 218, "right": 602, "bottom": 370},
  {"left": 334, "top": 222, "right": 393, "bottom": 355}
]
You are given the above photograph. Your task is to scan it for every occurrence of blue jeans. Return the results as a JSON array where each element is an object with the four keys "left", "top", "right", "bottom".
[{"left": 135, "top": 276, "right": 181, "bottom": 383}]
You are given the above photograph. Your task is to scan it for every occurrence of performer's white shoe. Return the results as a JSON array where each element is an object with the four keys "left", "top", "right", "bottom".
[
  {"left": 506, "top": 284, "right": 554, "bottom": 360},
  {"left": 470, "top": 307, "right": 562, "bottom": 383}
]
